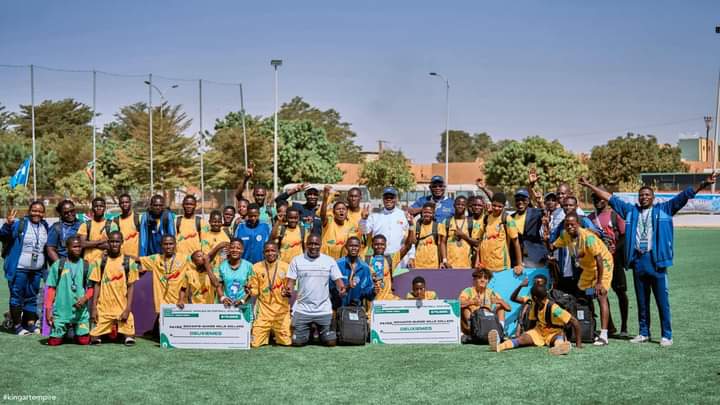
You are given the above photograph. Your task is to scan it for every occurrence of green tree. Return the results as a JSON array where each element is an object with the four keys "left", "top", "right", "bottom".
[
  {"left": 484, "top": 136, "right": 587, "bottom": 194},
  {"left": 0, "top": 103, "right": 14, "bottom": 131},
  {"left": 279, "top": 97, "right": 362, "bottom": 163},
  {"left": 271, "top": 119, "right": 343, "bottom": 184},
  {"left": 54, "top": 169, "right": 114, "bottom": 203},
  {"left": 588, "top": 133, "right": 687, "bottom": 189},
  {"left": 206, "top": 114, "right": 271, "bottom": 189},
  {"left": 112, "top": 102, "right": 197, "bottom": 195},
  {"left": 437, "top": 131, "right": 501, "bottom": 162},
  {"left": 0, "top": 132, "right": 60, "bottom": 192},
  {"left": 360, "top": 150, "right": 416, "bottom": 197}
]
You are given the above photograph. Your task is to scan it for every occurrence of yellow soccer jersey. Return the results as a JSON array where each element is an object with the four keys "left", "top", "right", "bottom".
[
  {"left": 478, "top": 214, "right": 519, "bottom": 271},
  {"left": 78, "top": 219, "right": 116, "bottom": 263},
  {"left": 405, "top": 290, "right": 438, "bottom": 300},
  {"left": 202, "top": 230, "right": 231, "bottom": 268},
  {"left": 414, "top": 222, "right": 445, "bottom": 269},
  {"left": 553, "top": 227, "right": 614, "bottom": 290},
  {"left": 445, "top": 217, "right": 474, "bottom": 269},
  {"left": 249, "top": 260, "right": 290, "bottom": 318},
  {"left": 459, "top": 286, "right": 501, "bottom": 313},
  {"left": 175, "top": 216, "right": 210, "bottom": 258},
  {"left": 115, "top": 212, "right": 140, "bottom": 258},
  {"left": 88, "top": 255, "right": 139, "bottom": 317},
  {"left": 139, "top": 254, "right": 190, "bottom": 313},
  {"left": 184, "top": 267, "right": 217, "bottom": 304},
  {"left": 279, "top": 226, "right": 304, "bottom": 264},
  {"left": 321, "top": 220, "right": 360, "bottom": 260}
]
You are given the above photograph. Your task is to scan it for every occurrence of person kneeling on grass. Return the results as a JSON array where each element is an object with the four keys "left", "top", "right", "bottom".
[
  {"left": 180, "top": 251, "right": 221, "bottom": 305},
  {"left": 89, "top": 231, "right": 140, "bottom": 346},
  {"left": 286, "top": 235, "right": 346, "bottom": 347},
  {"left": 459, "top": 268, "right": 510, "bottom": 340},
  {"left": 45, "top": 236, "right": 93, "bottom": 346},
  {"left": 490, "top": 278, "right": 582, "bottom": 355},
  {"left": 247, "top": 242, "right": 292, "bottom": 348},
  {"left": 406, "top": 276, "right": 437, "bottom": 300},
  {"left": 136, "top": 235, "right": 191, "bottom": 339}
]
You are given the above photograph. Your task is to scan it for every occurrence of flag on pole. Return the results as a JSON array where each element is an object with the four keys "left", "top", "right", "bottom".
[
  {"left": 85, "top": 160, "right": 95, "bottom": 181},
  {"left": 9, "top": 157, "right": 32, "bottom": 189}
]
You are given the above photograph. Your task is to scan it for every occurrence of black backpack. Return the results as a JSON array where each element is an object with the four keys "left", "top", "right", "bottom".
[
  {"left": 470, "top": 309, "right": 504, "bottom": 344},
  {"left": 335, "top": 305, "right": 368, "bottom": 345},
  {"left": 176, "top": 216, "right": 202, "bottom": 241},
  {"left": 567, "top": 297, "right": 596, "bottom": 343},
  {"left": 57, "top": 258, "right": 91, "bottom": 289}
]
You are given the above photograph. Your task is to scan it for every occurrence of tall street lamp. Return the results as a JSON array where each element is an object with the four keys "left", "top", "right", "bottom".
[
  {"left": 144, "top": 77, "right": 178, "bottom": 195},
  {"left": 429, "top": 72, "right": 450, "bottom": 183},
  {"left": 712, "top": 26, "right": 720, "bottom": 193},
  {"left": 271, "top": 59, "right": 283, "bottom": 196},
  {"left": 704, "top": 115, "right": 712, "bottom": 162}
]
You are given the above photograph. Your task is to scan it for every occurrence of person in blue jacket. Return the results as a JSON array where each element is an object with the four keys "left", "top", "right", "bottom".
[
  {"left": 580, "top": 172, "right": 717, "bottom": 347},
  {"left": 234, "top": 203, "right": 270, "bottom": 264},
  {"left": 139, "top": 194, "right": 176, "bottom": 256},
  {"left": 331, "top": 236, "right": 375, "bottom": 309},
  {"left": 1, "top": 201, "right": 49, "bottom": 335}
]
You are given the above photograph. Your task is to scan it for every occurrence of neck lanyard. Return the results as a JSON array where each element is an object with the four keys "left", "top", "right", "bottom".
[
  {"left": 29, "top": 222, "right": 40, "bottom": 248},
  {"left": 264, "top": 260, "right": 279, "bottom": 297},
  {"left": 639, "top": 209, "right": 651, "bottom": 240},
  {"left": 161, "top": 255, "right": 176, "bottom": 285}
]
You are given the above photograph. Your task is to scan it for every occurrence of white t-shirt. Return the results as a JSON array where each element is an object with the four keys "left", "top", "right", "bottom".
[
  {"left": 287, "top": 253, "right": 343, "bottom": 315},
  {"left": 360, "top": 207, "right": 409, "bottom": 254},
  {"left": 636, "top": 207, "right": 653, "bottom": 252}
]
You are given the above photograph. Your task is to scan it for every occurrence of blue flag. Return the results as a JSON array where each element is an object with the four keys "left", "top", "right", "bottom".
[{"left": 9, "top": 157, "right": 31, "bottom": 189}]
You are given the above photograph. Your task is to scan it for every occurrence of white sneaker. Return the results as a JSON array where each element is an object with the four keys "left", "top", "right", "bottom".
[
  {"left": 630, "top": 335, "right": 649, "bottom": 344},
  {"left": 488, "top": 329, "right": 500, "bottom": 352},
  {"left": 660, "top": 338, "right": 673, "bottom": 347}
]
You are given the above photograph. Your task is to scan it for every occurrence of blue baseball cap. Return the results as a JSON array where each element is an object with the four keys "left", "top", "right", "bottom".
[
  {"left": 430, "top": 175, "right": 445, "bottom": 184},
  {"left": 382, "top": 187, "right": 398, "bottom": 197},
  {"left": 514, "top": 188, "right": 530, "bottom": 199}
]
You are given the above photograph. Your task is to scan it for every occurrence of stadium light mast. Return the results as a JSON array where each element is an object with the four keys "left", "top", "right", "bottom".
[
  {"left": 429, "top": 72, "right": 450, "bottom": 184},
  {"left": 713, "top": 25, "right": 720, "bottom": 193},
  {"left": 271, "top": 59, "right": 283, "bottom": 196},
  {"left": 705, "top": 115, "right": 713, "bottom": 162}
]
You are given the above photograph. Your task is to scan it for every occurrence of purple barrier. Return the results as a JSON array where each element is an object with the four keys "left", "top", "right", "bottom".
[
  {"left": 392, "top": 268, "right": 550, "bottom": 336},
  {"left": 132, "top": 271, "right": 157, "bottom": 336}
]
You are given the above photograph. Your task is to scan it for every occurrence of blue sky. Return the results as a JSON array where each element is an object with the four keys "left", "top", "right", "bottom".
[{"left": 1, "top": 0, "right": 718, "bottom": 162}]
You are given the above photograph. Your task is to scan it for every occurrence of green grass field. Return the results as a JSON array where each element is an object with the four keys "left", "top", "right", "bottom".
[{"left": 0, "top": 229, "right": 718, "bottom": 404}]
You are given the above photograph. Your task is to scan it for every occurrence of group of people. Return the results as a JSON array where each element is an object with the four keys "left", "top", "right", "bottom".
[{"left": 1, "top": 164, "right": 716, "bottom": 353}]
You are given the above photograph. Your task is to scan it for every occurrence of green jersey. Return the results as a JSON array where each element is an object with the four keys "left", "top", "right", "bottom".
[{"left": 46, "top": 259, "right": 92, "bottom": 321}]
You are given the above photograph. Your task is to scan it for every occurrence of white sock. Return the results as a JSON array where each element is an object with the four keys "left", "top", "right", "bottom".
[
  {"left": 600, "top": 329, "right": 608, "bottom": 340},
  {"left": 499, "top": 321, "right": 505, "bottom": 328}
]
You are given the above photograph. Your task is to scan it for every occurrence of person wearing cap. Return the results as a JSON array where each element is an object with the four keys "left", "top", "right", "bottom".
[
  {"left": 510, "top": 188, "right": 546, "bottom": 268},
  {"left": 408, "top": 176, "right": 455, "bottom": 223},
  {"left": 360, "top": 187, "right": 412, "bottom": 265},
  {"left": 275, "top": 182, "right": 322, "bottom": 235}
]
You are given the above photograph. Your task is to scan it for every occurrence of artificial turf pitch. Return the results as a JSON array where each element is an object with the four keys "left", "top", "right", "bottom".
[{"left": 0, "top": 228, "right": 718, "bottom": 404}]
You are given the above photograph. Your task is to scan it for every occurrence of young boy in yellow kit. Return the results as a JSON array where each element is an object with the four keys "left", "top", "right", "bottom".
[
  {"left": 180, "top": 251, "right": 221, "bottom": 304},
  {"left": 89, "top": 231, "right": 139, "bottom": 346},
  {"left": 247, "top": 242, "right": 292, "bottom": 348},
  {"left": 136, "top": 235, "right": 191, "bottom": 338},
  {"left": 203, "top": 210, "right": 231, "bottom": 268},
  {"left": 175, "top": 195, "right": 210, "bottom": 258},
  {"left": 405, "top": 276, "right": 438, "bottom": 300},
  {"left": 78, "top": 197, "right": 117, "bottom": 264}
]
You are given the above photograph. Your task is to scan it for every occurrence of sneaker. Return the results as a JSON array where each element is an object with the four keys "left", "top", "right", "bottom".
[
  {"left": 593, "top": 336, "right": 609, "bottom": 346},
  {"left": 460, "top": 335, "right": 472, "bottom": 344},
  {"left": 124, "top": 336, "right": 136, "bottom": 347},
  {"left": 630, "top": 335, "right": 649, "bottom": 344},
  {"left": 549, "top": 341, "right": 571, "bottom": 356},
  {"left": 15, "top": 327, "right": 31, "bottom": 336},
  {"left": 660, "top": 338, "right": 673, "bottom": 347},
  {"left": 619, "top": 331, "right": 629, "bottom": 339},
  {"left": 91, "top": 337, "right": 102, "bottom": 345},
  {"left": 488, "top": 329, "right": 500, "bottom": 352}
]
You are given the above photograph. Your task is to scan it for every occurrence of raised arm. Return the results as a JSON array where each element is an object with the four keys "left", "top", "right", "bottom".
[
  {"left": 695, "top": 171, "right": 718, "bottom": 194},
  {"left": 320, "top": 185, "right": 332, "bottom": 227},
  {"left": 578, "top": 177, "right": 611, "bottom": 202},
  {"left": 510, "top": 278, "right": 529, "bottom": 304},
  {"left": 234, "top": 162, "right": 254, "bottom": 201}
]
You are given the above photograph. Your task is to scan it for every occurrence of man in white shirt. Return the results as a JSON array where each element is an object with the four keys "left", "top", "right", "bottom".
[
  {"left": 359, "top": 187, "right": 410, "bottom": 257},
  {"left": 286, "top": 234, "right": 346, "bottom": 347}
]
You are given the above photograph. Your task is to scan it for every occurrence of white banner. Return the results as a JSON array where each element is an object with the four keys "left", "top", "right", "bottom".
[
  {"left": 370, "top": 300, "right": 461, "bottom": 344},
  {"left": 159, "top": 304, "right": 252, "bottom": 350}
]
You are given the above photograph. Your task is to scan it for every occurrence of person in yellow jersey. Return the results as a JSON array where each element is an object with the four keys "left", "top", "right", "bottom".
[
  {"left": 405, "top": 276, "right": 437, "bottom": 300},
  {"left": 136, "top": 235, "right": 191, "bottom": 339},
  {"left": 545, "top": 212, "right": 614, "bottom": 346},
  {"left": 271, "top": 207, "right": 305, "bottom": 263},
  {"left": 368, "top": 233, "right": 414, "bottom": 302},
  {"left": 180, "top": 251, "right": 221, "bottom": 305},
  {"left": 112, "top": 194, "right": 141, "bottom": 258},
  {"left": 203, "top": 210, "right": 231, "bottom": 268},
  {"left": 89, "top": 231, "right": 139, "bottom": 346},
  {"left": 174, "top": 195, "right": 210, "bottom": 258},
  {"left": 247, "top": 242, "right": 291, "bottom": 348},
  {"left": 489, "top": 277, "right": 582, "bottom": 355},
  {"left": 78, "top": 197, "right": 117, "bottom": 264},
  {"left": 345, "top": 187, "right": 364, "bottom": 229},
  {"left": 412, "top": 202, "right": 447, "bottom": 269},
  {"left": 442, "top": 196, "right": 479, "bottom": 269},
  {"left": 459, "top": 268, "right": 511, "bottom": 336},
  {"left": 320, "top": 185, "right": 360, "bottom": 260},
  {"left": 476, "top": 193, "right": 524, "bottom": 275}
]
